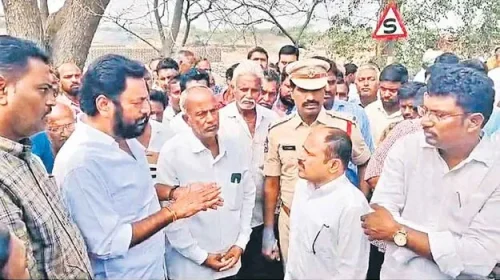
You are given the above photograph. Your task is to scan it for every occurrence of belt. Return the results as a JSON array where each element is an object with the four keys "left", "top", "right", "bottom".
[{"left": 281, "top": 204, "right": 291, "bottom": 216}]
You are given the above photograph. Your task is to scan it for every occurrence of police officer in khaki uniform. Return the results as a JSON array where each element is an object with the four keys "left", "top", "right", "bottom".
[{"left": 261, "top": 59, "right": 371, "bottom": 265}]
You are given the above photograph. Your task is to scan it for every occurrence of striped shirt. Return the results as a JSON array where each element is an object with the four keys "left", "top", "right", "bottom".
[
  {"left": 365, "top": 119, "right": 422, "bottom": 180},
  {"left": 0, "top": 136, "right": 92, "bottom": 279}
]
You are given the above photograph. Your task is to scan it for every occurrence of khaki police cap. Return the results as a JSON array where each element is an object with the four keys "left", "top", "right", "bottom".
[{"left": 286, "top": 58, "right": 330, "bottom": 91}]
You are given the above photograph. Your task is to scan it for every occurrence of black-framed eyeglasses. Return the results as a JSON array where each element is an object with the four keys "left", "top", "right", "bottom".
[
  {"left": 312, "top": 224, "right": 330, "bottom": 254},
  {"left": 47, "top": 123, "right": 75, "bottom": 134},
  {"left": 418, "top": 106, "right": 466, "bottom": 122}
]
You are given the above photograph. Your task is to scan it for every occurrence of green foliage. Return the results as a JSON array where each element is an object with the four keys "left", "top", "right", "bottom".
[{"left": 324, "top": 0, "right": 500, "bottom": 74}]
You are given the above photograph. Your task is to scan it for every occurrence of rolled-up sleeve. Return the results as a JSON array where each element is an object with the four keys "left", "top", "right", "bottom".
[
  {"left": 60, "top": 167, "right": 132, "bottom": 259},
  {"left": 235, "top": 169, "right": 256, "bottom": 249},
  {"left": 428, "top": 186, "right": 500, "bottom": 278}
]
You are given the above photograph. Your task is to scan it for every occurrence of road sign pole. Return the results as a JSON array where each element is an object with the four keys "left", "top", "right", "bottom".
[{"left": 372, "top": 1, "right": 407, "bottom": 65}]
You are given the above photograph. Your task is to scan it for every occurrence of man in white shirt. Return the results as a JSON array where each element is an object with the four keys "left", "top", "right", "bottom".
[
  {"left": 53, "top": 55, "right": 223, "bottom": 279},
  {"left": 413, "top": 49, "right": 443, "bottom": 83},
  {"left": 355, "top": 63, "right": 380, "bottom": 108},
  {"left": 157, "top": 85, "right": 256, "bottom": 279},
  {"left": 361, "top": 65, "right": 500, "bottom": 279},
  {"left": 364, "top": 64, "right": 406, "bottom": 146},
  {"left": 219, "top": 61, "right": 282, "bottom": 279},
  {"left": 163, "top": 75, "right": 182, "bottom": 125},
  {"left": 286, "top": 126, "right": 370, "bottom": 279},
  {"left": 344, "top": 63, "right": 361, "bottom": 104}
]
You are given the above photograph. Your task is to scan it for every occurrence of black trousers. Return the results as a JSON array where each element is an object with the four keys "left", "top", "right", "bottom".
[
  {"left": 237, "top": 224, "right": 284, "bottom": 279},
  {"left": 367, "top": 244, "right": 385, "bottom": 280}
]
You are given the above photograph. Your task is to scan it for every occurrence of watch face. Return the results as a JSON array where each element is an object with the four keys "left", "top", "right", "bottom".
[{"left": 394, "top": 233, "right": 407, "bottom": 247}]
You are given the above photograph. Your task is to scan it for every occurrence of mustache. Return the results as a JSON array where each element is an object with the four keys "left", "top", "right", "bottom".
[
  {"left": 302, "top": 101, "right": 319, "bottom": 107},
  {"left": 241, "top": 99, "right": 256, "bottom": 104}
]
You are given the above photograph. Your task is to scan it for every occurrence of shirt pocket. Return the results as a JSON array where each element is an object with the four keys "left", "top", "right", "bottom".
[
  {"left": 279, "top": 146, "right": 298, "bottom": 176},
  {"left": 302, "top": 221, "right": 333, "bottom": 258},
  {"left": 224, "top": 182, "right": 243, "bottom": 211}
]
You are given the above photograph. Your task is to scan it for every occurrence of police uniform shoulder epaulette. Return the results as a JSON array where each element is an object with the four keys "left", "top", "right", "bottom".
[
  {"left": 325, "top": 110, "right": 357, "bottom": 126},
  {"left": 268, "top": 114, "right": 295, "bottom": 131}
]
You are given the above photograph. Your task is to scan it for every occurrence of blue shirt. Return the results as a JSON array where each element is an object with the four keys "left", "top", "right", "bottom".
[
  {"left": 331, "top": 100, "right": 375, "bottom": 186},
  {"left": 484, "top": 109, "right": 500, "bottom": 137},
  {"left": 31, "top": 132, "right": 55, "bottom": 173},
  {"left": 52, "top": 121, "right": 166, "bottom": 279}
]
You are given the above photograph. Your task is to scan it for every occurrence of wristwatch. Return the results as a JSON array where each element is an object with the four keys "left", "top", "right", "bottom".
[{"left": 393, "top": 227, "right": 408, "bottom": 247}]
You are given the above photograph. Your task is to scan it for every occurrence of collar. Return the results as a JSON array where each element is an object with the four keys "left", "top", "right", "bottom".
[
  {"left": 332, "top": 100, "right": 349, "bottom": 111},
  {"left": 224, "top": 102, "right": 266, "bottom": 129},
  {"left": 57, "top": 93, "right": 79, "bottom": 107},
  {"left": 186, "top": 129, "right": 227, "bottom": 158},
  {"left": 374, "top": 99, "right": 402, "bottom": 119},
  {"left": 290, "top": 108, "right": 330, "bottom": 129},
  {"left": 149, "top": 119, "right": 163, "bottom": 136},
  {"left": 306, "top": 174, "right": 349, "bottom": 197},
  {"left": 165, "top": 105, "right": 180, "bottom": 117},
  {"left": 419, "top": 132, "right": 497, "bottom": 168},
  {"left": 75, "top": 117, "right": 118, "bottom": 147},
  {"left": 0, "top": 136, "right": 32, "bottom": 159}
]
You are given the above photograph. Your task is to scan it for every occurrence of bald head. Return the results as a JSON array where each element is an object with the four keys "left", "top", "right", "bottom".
[
  {"left": 45, "top": 102, "right": 76, "bottom": 154},
  {"left": 46, "top": 102, "right": 74, "bottom": 124},
  {"left": 180, "top": 86, "right": 219, "bottom": 139},
  {"left": 57, "top": 62, "right": 82, "bottom": 97},
  {"left": 180, "top": 85, "right": 216, "bottom": 114}
]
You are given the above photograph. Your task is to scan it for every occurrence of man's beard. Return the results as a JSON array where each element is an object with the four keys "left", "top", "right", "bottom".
[
  {"left": 382, "top": 98, "right": 399, "bottom": 108},
  {"left": 67, "top": 86, "right": 80, "bottom": 97},
  {"left": 113, "top": 103, "right": 149, "bottom": 139},
  {"left": 280, "top": 94, "right": 295, "bottom": 108},
  {"left": 324, "top": 98, "right": 334, "bottom": 110}
]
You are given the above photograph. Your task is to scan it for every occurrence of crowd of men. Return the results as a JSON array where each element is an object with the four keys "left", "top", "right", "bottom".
[{"left": 0, "top": 33, "right": 499, "bottom": 280}]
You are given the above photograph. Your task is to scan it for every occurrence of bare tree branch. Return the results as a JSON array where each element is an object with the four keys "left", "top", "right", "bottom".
[
  {"left": 154, "top": 0, "right": 167, "bottom": 52},
  {"left": 239, "top": 0, "right": 298, "bottom": 44},
  {"left": 295, "top": 0, "right": 321, "bottom": 43},
  {"left": 182, "top": 0, "right": 214, "bottom": 46},
  {"left": 112, "top": 20, "right": 161, "bottom": 53}
]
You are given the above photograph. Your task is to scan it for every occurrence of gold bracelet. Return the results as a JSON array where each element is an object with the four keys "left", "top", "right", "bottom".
[{"left": 164, "top": 205, "right": 178, "bottom": 222}]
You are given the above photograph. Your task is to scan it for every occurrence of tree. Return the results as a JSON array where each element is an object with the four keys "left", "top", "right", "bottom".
[
  {"left": 394, "top": 0, "right": 500, "bottom": 72},
  {"left": 181, "top": 0, "right": 214, "bottom": 47},
  {"left": 217, "top": 0, "right": 324, "bottom": 46},
  {"left": 2, "top": 0, "right": 112, "bottom": 68}
]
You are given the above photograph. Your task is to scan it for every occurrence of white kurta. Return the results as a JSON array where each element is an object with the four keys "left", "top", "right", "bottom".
[
  {"left": 285, "top": 175, "right": 370, "bottom": 280},
  {"left": 372, "top": 131, "right": 500, "bottom": 279},
  {"left": 219, "top": 102, "right": 279, "bottom": 227},
  {"left": 156, "top": 130, "right": 256, "bottom": 279}
]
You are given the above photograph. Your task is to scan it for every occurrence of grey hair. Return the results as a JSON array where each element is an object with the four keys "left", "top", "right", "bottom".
[
  {"left": 357, "top": 63, "right": 381, "bottom": 80},
  {"left": 231, "top": 60, "right": 265, "bottom": 86},
  {"left": 179, "top": 85, "right": 213, "bottom": 114}
]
